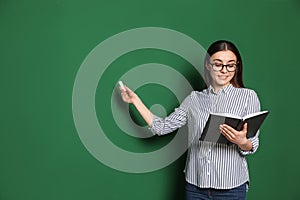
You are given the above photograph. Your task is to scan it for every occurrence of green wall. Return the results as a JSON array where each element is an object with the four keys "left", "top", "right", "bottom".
[{"left": 1, "top": 0, "right": 299, "bottom": 199}]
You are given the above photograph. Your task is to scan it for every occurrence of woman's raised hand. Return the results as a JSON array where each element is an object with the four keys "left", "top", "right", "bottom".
[
  {"left": 119, "top": 83, "right": 153, "bottom": 126},
  {"left": 120, "top": 85, "right": 138, "bottom": 104}
]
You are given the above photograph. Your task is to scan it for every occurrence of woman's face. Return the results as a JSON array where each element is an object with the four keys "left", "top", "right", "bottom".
[{"left": 206, "top": 50, "right": 237, "bottom": 92}]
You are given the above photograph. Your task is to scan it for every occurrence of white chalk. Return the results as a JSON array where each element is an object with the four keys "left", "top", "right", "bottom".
[{"left": 118, "top": 81, "right": 126, "bottom": 91}]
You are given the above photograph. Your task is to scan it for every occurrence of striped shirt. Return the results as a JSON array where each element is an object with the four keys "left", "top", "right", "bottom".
[{"left": 149, "top": 84, "right": 261, "bottom": 189}]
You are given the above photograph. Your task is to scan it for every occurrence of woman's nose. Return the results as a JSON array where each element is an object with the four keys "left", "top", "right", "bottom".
[{"left": 220, "top": 66, "right": 228, "bottom": 73}]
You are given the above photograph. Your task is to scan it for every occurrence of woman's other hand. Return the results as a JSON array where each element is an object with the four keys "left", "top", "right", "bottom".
[{"left": 220, "top": 123, "right": 253, "bottom": 151}]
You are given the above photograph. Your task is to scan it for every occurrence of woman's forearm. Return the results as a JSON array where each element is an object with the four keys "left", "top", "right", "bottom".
[{"left": 132, "top": 96, "right": 154, "bottom": 126}]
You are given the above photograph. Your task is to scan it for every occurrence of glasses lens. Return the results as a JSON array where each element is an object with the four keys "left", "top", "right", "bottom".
[
  {"left": 212, "top": 63, "right": 222, "bottom": 71},
  {"left": 226, "top": 64, "right": 236, "bottom": 72}
]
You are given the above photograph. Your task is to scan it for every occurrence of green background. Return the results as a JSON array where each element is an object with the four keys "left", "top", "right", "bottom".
[{"left": 1, "top": 0, "right": 299, "bottom": 199}]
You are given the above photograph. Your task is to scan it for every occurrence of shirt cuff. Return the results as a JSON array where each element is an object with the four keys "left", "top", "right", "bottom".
[
  {"left": 148, "top": 115, "right": 160, "bottom": 135},
  {"left": 239, "top": 137, "right": 259, "bottom": 156}
]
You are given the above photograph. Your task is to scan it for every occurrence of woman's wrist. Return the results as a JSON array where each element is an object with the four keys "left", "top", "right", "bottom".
[
  {"left": 130, "top": 94, "right": 154, "bottom": 126},
  {"left": 238, "top": 139, "right": 253, "bottom": 151},
  {"left": 131, "top": 94, "right": 141, "bottom": 105}
]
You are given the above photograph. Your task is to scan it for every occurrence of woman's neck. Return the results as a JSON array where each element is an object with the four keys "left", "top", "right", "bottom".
[{"left": 211, "top": 83, "right": 230, "bottom": 93}]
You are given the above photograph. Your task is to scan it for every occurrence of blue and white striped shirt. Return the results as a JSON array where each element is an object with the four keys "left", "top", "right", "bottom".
[{"left": 149, "top": 84, "right": 261, "bottom": 189}]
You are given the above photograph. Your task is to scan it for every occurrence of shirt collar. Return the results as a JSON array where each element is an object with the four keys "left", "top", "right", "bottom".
[{"left": 208, "top": 84, "right": 234, "bottom": 94}]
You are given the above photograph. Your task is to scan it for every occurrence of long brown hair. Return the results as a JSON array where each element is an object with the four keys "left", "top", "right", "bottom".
[{"left": 204, "top": 40, "right": 245, "bottom": 88}]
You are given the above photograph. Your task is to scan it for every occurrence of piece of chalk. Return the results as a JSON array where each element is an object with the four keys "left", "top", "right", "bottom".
[{"left": 118, "top": 81, "right": 126, "bottom": 90}]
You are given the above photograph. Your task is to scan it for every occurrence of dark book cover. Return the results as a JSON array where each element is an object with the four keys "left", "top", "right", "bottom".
[{"left": 199, "top": 111, "right": 269, "bottom": 144}]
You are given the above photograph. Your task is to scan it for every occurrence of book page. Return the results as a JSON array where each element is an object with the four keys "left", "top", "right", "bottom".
[
  {"left": 243, "top": 110, "right": 269, "bottom": 120},
  {"left": 211, "top": 112, "right": 241, "bottom": 119}
]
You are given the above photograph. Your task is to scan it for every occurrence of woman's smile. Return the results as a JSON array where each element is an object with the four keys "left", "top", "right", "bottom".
[{"left": 218, "top": 74, "right": 229, "bottom": 80}]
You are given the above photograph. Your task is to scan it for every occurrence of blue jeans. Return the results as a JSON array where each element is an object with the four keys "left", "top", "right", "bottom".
[{"left": 185, "top": 182, "right": 247, "bottom": 200}]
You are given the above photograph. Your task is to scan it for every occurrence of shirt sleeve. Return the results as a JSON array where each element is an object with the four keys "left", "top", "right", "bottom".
[
  {"left": 239, "top": 90, "right": 261, "bottom": 155},
  {"left": 148, "top": 92, "right": 192, "bottom": 136}
]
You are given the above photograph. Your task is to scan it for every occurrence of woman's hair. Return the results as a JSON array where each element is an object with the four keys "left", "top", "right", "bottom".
[{"left": 204, "top": 40, "right": 245, "bottom": 88}]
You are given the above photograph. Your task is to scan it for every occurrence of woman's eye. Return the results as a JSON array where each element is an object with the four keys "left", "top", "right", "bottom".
[{"left": 227, "top": 64, "right": 236, "bottom": 68}]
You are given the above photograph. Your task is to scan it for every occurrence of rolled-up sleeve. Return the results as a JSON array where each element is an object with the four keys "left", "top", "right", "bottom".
[
  {"left": 149, "top": 93, "right": 192, "bottom": 136},
  {"left": 149, "top": 107, "right": 188, "bottom": 136}
]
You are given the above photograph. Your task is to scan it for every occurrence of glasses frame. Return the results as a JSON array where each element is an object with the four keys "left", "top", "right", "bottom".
[{"left": 209, "top": 62, "right": 238, "bottom": 72}]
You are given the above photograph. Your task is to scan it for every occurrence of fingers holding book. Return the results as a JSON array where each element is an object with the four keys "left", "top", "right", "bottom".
[{"left": 220, "top": 123, "right": 248, "bottom": 147}]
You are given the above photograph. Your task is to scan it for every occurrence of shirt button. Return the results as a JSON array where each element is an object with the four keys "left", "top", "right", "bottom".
[{"left": 207, "top": 172, "right": 210, "bottom": 176}]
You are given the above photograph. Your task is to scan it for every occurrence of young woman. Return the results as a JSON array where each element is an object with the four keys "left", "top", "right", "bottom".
[{"left": 120, "top": 40, "right": 261, "bottom": 200}]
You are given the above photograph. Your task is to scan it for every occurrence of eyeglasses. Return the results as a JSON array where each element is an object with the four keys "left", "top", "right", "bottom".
[{"left": 210, "top": 62, "right": 237, "bottom": 72}]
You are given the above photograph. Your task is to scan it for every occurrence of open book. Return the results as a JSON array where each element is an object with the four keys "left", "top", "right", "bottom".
[{"left": 199, "top": 111, "right": 269, "bottom": 144}]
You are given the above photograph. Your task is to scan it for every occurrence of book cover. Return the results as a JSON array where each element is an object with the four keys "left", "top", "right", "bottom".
[{"left": 199, "top": 111, "right": 269, "bottom": 144}]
